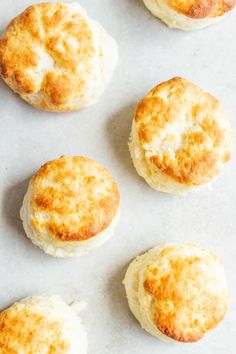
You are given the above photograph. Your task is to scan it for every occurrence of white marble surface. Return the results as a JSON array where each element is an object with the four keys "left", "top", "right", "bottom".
[{"left": 0, "top": 1, "right": 236, "bottom": 353}]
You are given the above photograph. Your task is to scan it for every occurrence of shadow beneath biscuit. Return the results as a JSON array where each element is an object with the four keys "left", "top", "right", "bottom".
[
  {"left": 0, "top": 78, "right": 13, "bottom": 99},
  {"left": 0, "top": 79, "right": 32, "bottom": 114},
  {"left": 0, "top": 292, "right": 34, "bottom": 313},
  {"left": 0, "top": 24, "right": 7, "bottom": 36},
  {"left": 125, "top": 0, "right": 166, "bottom": 28},
  {"left": 126, "top": 0, "right": 146, "bottom": 11},
  {"left": 2, "top": 178, "right": 31, "bottom": 244},
  {"left": 106, "top": 262, "right": 135, "bottom": 330},
  {"left": 106, "top": 105, "right": 178, "bottom": 201},
  {"left": 125, "top": 0, "right": 189, "bottom": 37},
  {"left": 106, "top": 260, "right": 174, "bottom": 349},
  {"left": 106, "top": 103, "right": 141, "bottom": 182}
]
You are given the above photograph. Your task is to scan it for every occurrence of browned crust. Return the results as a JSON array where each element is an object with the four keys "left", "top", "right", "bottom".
[
  {"left": 0, "top": 3, "right": 96, "bottom": 111},
  {"left": 29, "top": 156, "right": 120, "bottom": 242},
  {"left": 143, "top": 245, "right": 228, "bottom": 342},
  {"left": 134, "top": 77, "right": 232, "bottom": 186},
  {"left": 0, "top": 304, "right": 69, "bottom": 352},
  {"left": 167, "top": 0, "right": 236, "bottom": 18}
]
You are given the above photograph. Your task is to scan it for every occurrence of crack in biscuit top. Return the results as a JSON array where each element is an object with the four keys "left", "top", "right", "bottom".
[
  {"left": 0, "top": 3, "right": 97, "bottom": 107},
  {"left": 30, "top": 156, "right": 120, "bottom": 242},
  {"left": 134, "top": 77, "right": 232, "bottom": 185},
  {"left": 166, "top": 0, "right": 236, "bottom": 18},
  {"left": 143, "top": 245, "right": 228, "bottom": 342}
]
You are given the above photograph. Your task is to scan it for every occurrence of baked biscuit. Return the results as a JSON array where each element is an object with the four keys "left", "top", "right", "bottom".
[
  {"left": 0, "top": 295, "right": 87, "bottom": 353},
  {"left": 143, "top": 0, "right": 236, "bottom": 30},
  {"left": 123, "top": 244, "right": 228, "bottom": 343},
  {"left": 0, "top": 2, "right": 118, "bottom": 112},
  {"left": 20, "top": 156, "right": 120, "bottom": 257},
  {"left": 129, "top": 77, "right": 233, "bottom": 194}
]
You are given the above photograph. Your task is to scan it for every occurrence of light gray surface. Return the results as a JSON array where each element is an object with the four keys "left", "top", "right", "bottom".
[{"left": 0, "top": 0, "right": 236, "bottom": 353}]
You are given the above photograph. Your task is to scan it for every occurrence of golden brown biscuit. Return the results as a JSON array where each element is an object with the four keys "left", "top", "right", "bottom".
[
  {"left": 129, "top": 77, "right": 233, "bottom": 194},
  {"left": 123, "top": 244, "right": 229, "bottom": 343},
  {"left": 143, "top": 0, "right": 236, "bottom": 30},
  {"left": 0, "top": 3, "right": 118, "bottom": 112},
  {"left": 20, "top": 156, "right": 120, "bottom": 257},
  {"left": 0, "top": 295, "right": 87, "bottom": 353},
  {"left": 166, "top": 0, "right": 235, "bottom": 18}
]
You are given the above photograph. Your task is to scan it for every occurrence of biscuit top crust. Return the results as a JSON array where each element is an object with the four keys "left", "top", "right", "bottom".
[
  {"left": 134, "top": 77, "right": 232, "bottom": 186},
  {"left": 0, "top": 3, "right": 97, "bottom": 110},
  {"left": 143, "top": 244, "right": 228, "bottom": 342},
  {"left": 0, "top": 300, "right": 70, "bottom": 352},
  {"left": 166, "top": 0, "right": 236, "bottom": 18},
  {"left": 29, "top": 156, "right": 120, "bottom": 242}
]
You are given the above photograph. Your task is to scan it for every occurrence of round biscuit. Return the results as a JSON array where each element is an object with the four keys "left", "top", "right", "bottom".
[
  {"left": 123, "top": 244, "right": 229, "bottom": 343},
  {"left": 20, "top": 156, "right": 120, "bottom": 257},
  {"left": 129, "top": 77, "right": 233, "bottom": 194},
  {"left": 0, "top": 2, "right": 118, "bottom": 111}
]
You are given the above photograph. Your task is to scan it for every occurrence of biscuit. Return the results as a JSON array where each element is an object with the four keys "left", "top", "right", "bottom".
[
  {"left": 20, "top": 156, "right": 120, "bottom": 257},
  {"left": 0, "top": 295, "right": 87, "bottom": 353},
  {"left": 129, "top": 77, "right": 233, "bottom": 194},
  {"left": 0, "top": 2, "right": 118, "bottom": 112},
  {"left": 143, "top": 0, "right": 236, "bottom": 30},
  {"left": 123, "top": 244, "right": 228, "bottom": 343}
]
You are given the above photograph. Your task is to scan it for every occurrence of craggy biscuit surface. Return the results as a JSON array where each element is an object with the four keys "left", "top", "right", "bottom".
[
  {"left": 124, "top": 244, "right": 228, "bottom": 343},
  {"left": 130, "top": 77, "right": 232, "bottom": 193},
  {"left": 166, "top": 0, "right": 236, "bottom": 18},
  {"left": 143, "top": 0, "right": 236, "bottom": 30},
  {"left": 0, "top": 296, "right": 87, "bottom": 353},
  {"left": 0, "top": 2, "right": 118, "bottom": 111},
  {"left": 21, "top": 156, "right": 120, "bottom": 257}
]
